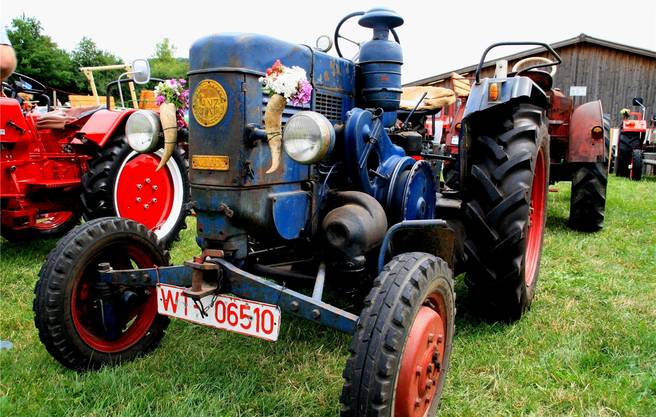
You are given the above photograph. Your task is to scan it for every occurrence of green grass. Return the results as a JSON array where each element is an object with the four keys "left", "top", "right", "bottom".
[{"left": 1, "top": 176, "right": 655, "bottom": 417}]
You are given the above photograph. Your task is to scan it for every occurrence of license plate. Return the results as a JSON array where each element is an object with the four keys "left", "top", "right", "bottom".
[{"left": 156, "top": 284, "right": 281, "bottom": 341}]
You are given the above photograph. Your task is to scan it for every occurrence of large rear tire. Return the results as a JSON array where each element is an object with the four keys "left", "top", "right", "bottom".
[
  {"left": 33, "top": 218, "right": 170, "bottom": 371},
  {"left": 81, "top": 136, "right": 190, "bottom": 248},
  {"left": 340, "top": 252, "right": 455, "bottom": 417},
  {"left": 461, "top": 103, "right": 549, "bottom": 321}
]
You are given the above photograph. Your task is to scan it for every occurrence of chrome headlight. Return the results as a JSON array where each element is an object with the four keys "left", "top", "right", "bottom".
[
  {"left": 283, "top": 111, "right": 335, "bottom": 164},
  {"left": 126, "top": 110, "right": 161, "bottom": 152}
]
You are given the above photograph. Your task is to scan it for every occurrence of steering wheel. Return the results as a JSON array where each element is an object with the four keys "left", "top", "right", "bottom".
[
  {"left": 334, "top": 11, "right": 400, "bottom": 59},
  {"left": 3, "top": 72, "right": 48, "bottom": 98},
  {"left": 512, "top": 56, "right": 557, "bottom": 77}
]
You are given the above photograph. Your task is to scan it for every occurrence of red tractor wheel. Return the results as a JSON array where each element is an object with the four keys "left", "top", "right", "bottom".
[
  {"left": 340, "top": 253, "right": 455, "bottom": 417},
  {"left": 81, "top": 136, "right": 190, "bottom": 248},
  {"left": 1, "top": 209, "right": 80, "bottom": 242},
  {"left": 33, "top": 218, "right": 170, "bottom": 371},
  {"left": 461, "top": 103, "right": 550, "bottom": 321}
]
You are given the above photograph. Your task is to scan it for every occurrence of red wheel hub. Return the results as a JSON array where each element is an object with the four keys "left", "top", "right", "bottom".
[
  {"left": 33, "top": 211, "right": 74, "bottom": 231},
  {"left": 70, "top": 244, "right": 158, "bottom": 353},
  {"left": 115, "top": 153, "right": 175, "bottom": 231},
  {"left": 395, "top": 294, "right": 447, "bottom": 417},
  {"left": 525, "top": 148, "right": 546, "bottom": 285}
]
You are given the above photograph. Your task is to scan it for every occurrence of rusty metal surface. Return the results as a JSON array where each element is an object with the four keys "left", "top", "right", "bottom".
[{"left": 568, "top": 100, "right": 604, "bottom": 163}]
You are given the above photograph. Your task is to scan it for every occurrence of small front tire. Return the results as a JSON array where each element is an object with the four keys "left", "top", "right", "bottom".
[{"left": 340, "top": 252, "right": 455, "bottom": 417}]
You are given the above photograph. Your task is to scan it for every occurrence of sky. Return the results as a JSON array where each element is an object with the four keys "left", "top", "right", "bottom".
[{"left": 1, "top": 0, "right": 655, "bottom": 84}]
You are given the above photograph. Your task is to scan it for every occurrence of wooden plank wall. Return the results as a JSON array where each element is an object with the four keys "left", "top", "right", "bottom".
[{"left": 427, "top": 43, "right": 656, "bottom": 128}]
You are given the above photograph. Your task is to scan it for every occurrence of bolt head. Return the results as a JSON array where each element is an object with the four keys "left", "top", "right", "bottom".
[
  {"left": 145, "top": 178, "right": 151, "bottom": 183},
  {"left": 152, "top": 198, "right": 157, "bottom": 203},
  {"left": 144, "top": 204, "right": 149, "bottom": 209},
  {"left": 152, "top": 185, "right": 158, "bottom": 191},
  {"left": 428, "top": 333, "right": 434, "bottom": 343},
  {"left": 136, "top": 197, "right": 142, "bottom": 203},
  {"left": 437, "top": 334, "right": 443, "bottom": 343},
  {"left": 137, "top": 184, "right": 142, "bottom": 189}
]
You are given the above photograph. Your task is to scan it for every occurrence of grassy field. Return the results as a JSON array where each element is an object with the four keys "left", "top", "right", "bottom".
[{"left": 1, "top": 176, "right": 655, "bottom": 417}]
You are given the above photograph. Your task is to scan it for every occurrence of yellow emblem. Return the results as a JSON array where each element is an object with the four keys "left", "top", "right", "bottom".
[
  {"left": 192, "top": 79, "right": 228, "bottom": 127},
  {"left": 191, "top": 155, "right": 230, "bottom": 171}
]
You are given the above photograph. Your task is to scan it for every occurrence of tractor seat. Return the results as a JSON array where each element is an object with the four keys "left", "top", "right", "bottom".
[
  {"left": 400, "top": 86, "right": 456, "bottom": 113},
  {"left": 35, "top": 105, "right": 104, "bottom": 130}
]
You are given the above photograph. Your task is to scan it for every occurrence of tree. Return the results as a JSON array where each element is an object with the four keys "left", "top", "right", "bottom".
[
  {"left": 70, "top": 37, "right": 122, "bottom": 95},
  {"left": 7, "top": 16, "right": 77, "bottom": 92},
  {"left": 150, "top": 38, "right": 188, "bottom": 80}
]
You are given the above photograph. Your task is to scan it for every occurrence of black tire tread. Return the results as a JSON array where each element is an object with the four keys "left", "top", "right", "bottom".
[
  {"left": 33, "top": 217, "right": 170, "bottom": 371},
  {"left": 568, "top": 163, "right": 607, "bottom": 231},
  {"left": 340, "top": 252, "right": 455, "bottom": 417}
]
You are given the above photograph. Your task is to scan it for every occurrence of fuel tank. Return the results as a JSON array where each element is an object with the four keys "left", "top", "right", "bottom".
[{"left": 188, "top": 33, "right": 355, "bottom": 249}]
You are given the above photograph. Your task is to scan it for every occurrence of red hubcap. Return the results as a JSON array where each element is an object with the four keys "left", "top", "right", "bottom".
[
  {"left": 115, "top": 153, "right": 175, "bottom": 231},
  {"left": 525, "top": 148, "right": 546, "bottom": 286},
  {"left": 395, "top": 294, "right": 447, "bottom": 417},
  {"left": 33, "top": 211, "right": 74, "bottom": 231},
  {"left": 70, "top": 243, "right": 158, "bottom": 353}
]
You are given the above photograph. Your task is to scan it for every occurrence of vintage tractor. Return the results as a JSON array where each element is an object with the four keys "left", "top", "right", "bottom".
[
  {"left": 34, "top": 9, "right": 553, "bottom": 416},
  {"left": 615, "top": 97, "right": 656, "bottom": 180},
  {"left": 508, "top": 56, "right": 608, "bottom": 232},
  {"left": 0, "top": 62, "right": 189, "bottom": 245}
]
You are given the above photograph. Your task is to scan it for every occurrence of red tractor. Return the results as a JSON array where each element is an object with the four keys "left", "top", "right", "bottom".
[
  {"left": 615, "top": 97, "right": 655, "bottom": 180},
  {"left": 0, "top": 63, "right": 189, "bottom": 245},
  {"left": 510, "top": 56, "right": 609, "bottom": 232}
]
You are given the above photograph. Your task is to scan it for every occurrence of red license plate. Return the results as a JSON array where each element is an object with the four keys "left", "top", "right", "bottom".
[{"left": 156, "top": 284, "right": 281, "bottom": 341}]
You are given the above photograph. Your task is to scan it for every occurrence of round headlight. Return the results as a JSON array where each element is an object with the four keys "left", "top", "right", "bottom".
[
  {"left": 126, "top": 110, "right": 161, "bottom": 153},
  {"left": 283, "top": 111, "right": 335, "bottom": 164}
]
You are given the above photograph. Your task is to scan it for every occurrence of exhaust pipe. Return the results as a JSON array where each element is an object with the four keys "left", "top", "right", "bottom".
[
  {"left": 264, "top": 94, "right": 286, "bottom": 174},
  {"left": 156, "top": 102, "right": 178, "bottom": 171}
]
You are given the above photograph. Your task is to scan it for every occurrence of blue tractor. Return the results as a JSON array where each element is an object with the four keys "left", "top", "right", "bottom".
[{"left": 34, "top": 9, "right": 555, "bottom": 416}]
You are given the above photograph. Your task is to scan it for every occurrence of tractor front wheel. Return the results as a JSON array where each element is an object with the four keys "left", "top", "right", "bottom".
[
  {"left": 81, "top": 136, "right": 189, "bottom": 248},
  {"left": 568, "top": 163, "right": 608, "bottom": 232},
  {"left": 615, "top": 132, "right": 642, "bottom": 177},
  {"left": 340, "top": 252, "right": 455, "bottom": 417},
  {"left": 461, "top": 103, "right": 549, "bottom": 321},
  {"left": 33, "top": 218, "right": 170, "bottom": 371}
]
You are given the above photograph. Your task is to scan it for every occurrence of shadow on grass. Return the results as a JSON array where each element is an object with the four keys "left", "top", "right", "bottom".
[{"left": 546, "top": 215, "right": 570, "bottom": 231}]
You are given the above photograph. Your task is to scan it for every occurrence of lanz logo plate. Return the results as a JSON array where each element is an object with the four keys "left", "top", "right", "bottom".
[{"left": 192, "top": 79, "right": 228, "bottom": 127}]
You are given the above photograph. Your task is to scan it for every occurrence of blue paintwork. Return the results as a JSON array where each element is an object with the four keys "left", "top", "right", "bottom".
[
  {"left": 99, "top": 265, "right": 193, "bottom": 287},
  {"left": 358, "top": 8, "right": 404, "bottom": 127},
  {"left": 188, "top": 33, "right": 356, "bottom": 247}
]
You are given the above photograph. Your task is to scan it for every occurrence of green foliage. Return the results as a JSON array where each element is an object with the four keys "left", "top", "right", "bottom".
[
  {"left": 7, "top": 15, "right": 77, "bottom": 92},
  {"left": 70, "top": 37, "right": 122, "bottom": 95},
  {"left": 150, "top": 38, "right": 189, "bottom": 80}
]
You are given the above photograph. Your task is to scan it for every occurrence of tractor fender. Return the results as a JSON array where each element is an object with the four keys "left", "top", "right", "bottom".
[
  {"left": 462, "top": 76, "right": 548, "bottom": 119},
  {"left": 568, "top": 100, "right": 604, "bottom": 163},
  {"left": 78, "top": 109, "right": 136, "bottom": 147}
]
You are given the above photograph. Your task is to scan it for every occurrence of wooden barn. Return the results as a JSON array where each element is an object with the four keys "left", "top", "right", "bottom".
[{"left": 407, "top": 34, "right": 656, "bottom": 128}]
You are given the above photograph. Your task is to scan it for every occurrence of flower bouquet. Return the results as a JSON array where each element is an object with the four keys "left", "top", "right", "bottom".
[
  {"left": 153, "top": 79, "right": 189, "bottom": 171},
  {"left": 259, "top": 60, "right": 312, "bottom": 173}
]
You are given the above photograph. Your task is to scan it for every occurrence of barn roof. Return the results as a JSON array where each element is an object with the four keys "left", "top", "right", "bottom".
[{"left": 406, "top": 34, "right": 656, "bottom": 86}]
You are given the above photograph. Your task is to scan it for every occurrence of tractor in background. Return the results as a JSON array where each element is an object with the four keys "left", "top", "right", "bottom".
[
  {"left": 34, "top": 9, "right": 555, "bottom": 416},
  {"left": 615, "top": 97, "right": 656, "bottom": 180},
  {"left": 0, "top": 62, "right": 189, "bottom": 245},
  {"left": 510, "top": 56, "right": 608, "bottom": 232}
]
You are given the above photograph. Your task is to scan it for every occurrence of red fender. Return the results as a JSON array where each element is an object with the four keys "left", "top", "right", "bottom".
[
  {"left": 568, "top": 100, "right": 604, "bottom": 163},
  {"left": 78, "top": 109, "right": 136, "bottom": 147}
]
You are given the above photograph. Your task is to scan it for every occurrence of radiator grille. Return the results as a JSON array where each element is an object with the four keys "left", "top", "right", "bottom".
[{"left": 315, "top": 93, "right": 343, "bottom": 122}]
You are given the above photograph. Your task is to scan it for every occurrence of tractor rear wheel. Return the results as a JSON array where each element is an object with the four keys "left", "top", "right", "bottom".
[
  {"left": 33, "top": 218, "right": 170, "bottom": 371},
  {"left": 630, "top": 149, "right": 643, "bottom": 181},
  {"left": 81, "top": 136, "right": 190, "bottom": 248},
  {"left": 615, "top": 132, "right": 642, "bottom": 177},
  {"left": 340, "top": 252, "right": 455, "bottom": 417},
  {"left": 461, "top": 103, "right": 549, "bottom": 321}
]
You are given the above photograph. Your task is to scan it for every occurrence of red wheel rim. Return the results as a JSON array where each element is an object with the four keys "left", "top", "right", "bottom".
[
  {"left": 70, "top": 243, "right": 158, "bottom": 353},
  {"left": 33, "top": 211, "right": 74, "bottom": 231},
  {"left": 395, "top": 293, "right": 448, "bottom": 417},
  {"left": 114, "top": 152, "right": 176, "bottom": 232},
  {"left": 525, "top": 148, "right": 546, "bottom": 286}
]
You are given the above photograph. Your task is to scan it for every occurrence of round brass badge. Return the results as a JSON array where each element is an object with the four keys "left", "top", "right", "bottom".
[{"left": 192, "top": 79, "right": 228, "bottom": 127}]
